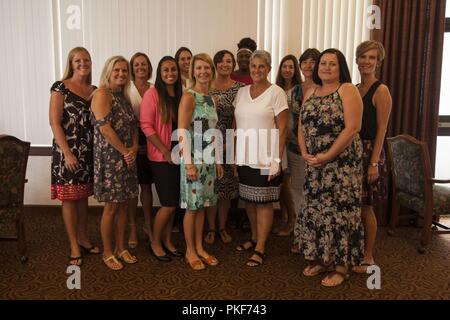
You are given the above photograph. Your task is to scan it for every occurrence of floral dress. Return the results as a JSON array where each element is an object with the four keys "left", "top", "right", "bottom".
[
  {"left": 180, "top": 89, "right": 218, "bottom": 210},
  {"left": 210, "top": 82, "right": 244, "bottom": 200},
  {"left": 296, "top": 87, "right": 364, "bottom": 266},
  {"left": 92, "top": 90, "right": 139, "bottom": 202},
  {"left": 50, "top": 81, "right": 94, "bottom": 201}
]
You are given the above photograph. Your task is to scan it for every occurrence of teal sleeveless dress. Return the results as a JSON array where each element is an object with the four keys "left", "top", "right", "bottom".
[{"left": 180, "top": 89, "right": 219, "bottom": 210}]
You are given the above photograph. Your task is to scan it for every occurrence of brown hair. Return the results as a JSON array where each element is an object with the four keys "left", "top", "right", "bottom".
[
  {"left": 130, "top": 52, "right": 153, "bottom": 81},
  {"left": 275, "top": 54, "right": 301, "bottom": 89},
  {"left": 356, "top": 40, "right": 386, "bottom": 62}
]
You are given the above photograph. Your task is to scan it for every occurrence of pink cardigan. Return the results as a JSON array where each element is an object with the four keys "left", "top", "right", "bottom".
[{"left": 140, "top": 87, "right": 174, "bottom": 162}]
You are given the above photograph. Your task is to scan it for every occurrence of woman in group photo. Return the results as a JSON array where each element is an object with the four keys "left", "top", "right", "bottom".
[
  {"left": 297, "top": 48, "right": 364, "bottom": 287},
  {"left": 178, "top": 53, "right": 223, "bottom": 270},
  {"left": 127, "top": 52, "right": 154, "bottom": 249},
  {"left": 234, "top": 50, "right": 288, "bottom": 267},
  {"left": 49, "top": 47, "right": 100, "bottom": 267},
  {"left": 204, "top": 50, "right": 244, "bottom": 245},
  {"left": 352, "top": 40, "right": 392, "bottom": 273},
  {"left": 91, "top": 56, "right": 139, "bottom": 271},
  {"left": 140, "top": 56, "right": 184, "bottom": 262}
]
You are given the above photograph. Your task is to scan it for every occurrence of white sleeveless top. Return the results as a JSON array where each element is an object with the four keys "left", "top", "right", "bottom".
[{"left": 128, "top": 81, "right": 153, "bottom": 118}]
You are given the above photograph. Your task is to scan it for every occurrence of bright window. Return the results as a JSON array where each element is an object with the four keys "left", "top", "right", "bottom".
[
  {"left": 438, "top": 33, "right": 450, "bottom": 115},
  {"left": 435, "top": 9, "right": 450, "bottom": 179},
  {"left": 435, "top": 137, "right": 450, "bottom": 179}
]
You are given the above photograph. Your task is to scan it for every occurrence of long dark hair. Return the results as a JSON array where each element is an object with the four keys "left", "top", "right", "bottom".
[
  {"left": 312, "top": 48, "right": 352, "bottom": 85},
  {"left": 154, "top": 56, "right": 183, "bottom": 124},
  {"left": 275, "top": 54, "right": 301, "bottom": 89}
]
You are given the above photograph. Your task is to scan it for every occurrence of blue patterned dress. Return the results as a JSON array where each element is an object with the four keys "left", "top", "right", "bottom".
[{"left": 180, "top": 89, "right": 218, "bottom": 210}]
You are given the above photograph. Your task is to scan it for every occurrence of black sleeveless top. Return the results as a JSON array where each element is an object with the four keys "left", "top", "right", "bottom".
[{"left": 359, "top": 81, "right": 382, "bottom": 140}]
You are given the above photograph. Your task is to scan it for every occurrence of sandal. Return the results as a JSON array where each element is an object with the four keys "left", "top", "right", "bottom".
[
  {"left": 79, "top": 244, "right": 101, "bottom": 255},
  {"left": 199, "top": 254, "right": 219, "bottom": 266},
  {"left": 219, "top": 229, "right": 232, "bottom": 243},
  {"left": 321, "top": 270, "right": 349, "bottom": 287},
  {"left": 184, "top": 257, "right": 206, "bottom": 271},
  {"left": 69, "top": 256, "right": 82, "bottom": 266},
  {"left": 103, "top": 255, "right": 123, "bottom": 271},
  {"left": 246, "top": 250, "right": 266, "bottom": 267},
  {"left": 352, "top": 261, "right": 376, "bottom": 274},
  {"left": 204, "top": 230, "right": 216, "bottom": 245},
  {"left": 236, "top": 239, "right": 256, "bottom": 252},
  {"left": 117, "top": 250, "right": 138, "bottom": 264},
  {"left": 302, "top": 263, "right": 331, "bottom": 277}
]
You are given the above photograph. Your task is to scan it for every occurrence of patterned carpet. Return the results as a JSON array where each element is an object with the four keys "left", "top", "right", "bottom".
[{"left": 0, "top": 207, "right": 449, "bottom": 300}]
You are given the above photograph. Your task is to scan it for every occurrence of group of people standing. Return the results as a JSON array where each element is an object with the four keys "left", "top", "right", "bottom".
[{"left": 49, "top": 36, "right": 392, "bottom": 287}]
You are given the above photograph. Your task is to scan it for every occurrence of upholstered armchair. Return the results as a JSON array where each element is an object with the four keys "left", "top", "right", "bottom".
[
  {"left": 386, "top": 134, "right": 450, "bottom": 254},
  {"left": 0, "top": 135, "right": 30, "bottom": 262}
]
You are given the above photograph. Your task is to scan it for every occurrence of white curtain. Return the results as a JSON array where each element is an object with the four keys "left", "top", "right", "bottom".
[{"left": 257, "top": 0, "right": 372, "bottom": 82}]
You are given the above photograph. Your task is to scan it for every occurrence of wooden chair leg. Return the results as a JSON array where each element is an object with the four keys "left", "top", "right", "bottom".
[
  {"left": 419, "top": 207, "right": 433, "bottom": 254},
  {"left": 17, "top": 219, "right": 28, "bottom": 263},
  {"left": 388, "top": 195, "right": 400, "bottom": 236}
]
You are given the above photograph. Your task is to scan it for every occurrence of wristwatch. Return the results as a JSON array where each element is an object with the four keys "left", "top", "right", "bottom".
[{"left": 370, "top": 162, "right": 379, "bottom": 167}]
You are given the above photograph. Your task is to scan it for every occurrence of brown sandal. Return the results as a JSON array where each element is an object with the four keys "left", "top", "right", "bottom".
[
  {"left": 302, "top": 263, "right": 332, "bottom": 277},
  {"left": 219, "top": 229, "right": 232, "bottom": 243},
  {"left": 117, "top": 250, "right": 138, "bottom": 264},
  {"left": 236, "top": 239, "right": 256, "bottom": 252},
  {"left": 184, "top": 257, "right": 206, "bottom": 271},
  {"left": 103, "top": 255, "right": 123, "bottom": 271},
  {"left": 246, "top": 250, "right": 266, "bottom": 267},
  {"left": 204, "top": 230, "right": 216, "bottom": 245},
  {"left": 321, "top": 270, "right": 349, "bottom": 287}
]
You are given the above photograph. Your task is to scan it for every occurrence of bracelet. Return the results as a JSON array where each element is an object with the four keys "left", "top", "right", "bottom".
[{"left": 370, "top": 162, "right": 379, "bottom": 167}]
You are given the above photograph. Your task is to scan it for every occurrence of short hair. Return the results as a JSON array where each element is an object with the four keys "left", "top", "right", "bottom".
[
  {"left": 356, "top": 40, "right": 386, "bottom": 62},
  {"left": 175, "top": 47, "right": 193, "bottom": 64},
  {"left": 189, "top": 53, "right": 216, "bottom": 88},
  {"left": 299, "top": 48, "right": 321, "bottom": 64},
  {"left": 275, "top": 54, "right": 301, "bottom": 88},
  {"left": 250, "top": 50, "right": 271, "bottom": 67},
  {"left": 98, "top": 56, "right": 131, "bottom": 100},
  {"left": 312, "top": 48, "right": 352, "bottom": 85},
  {"left": 62, "top": 47, "right": 92, "bottom": 84},
  {"left": 237, "top": 37, "right": 257, "bottom": 52},
  {"left": 213, "top": 50, "right": 236, "bottom": 71},
  {"left": 130, "top": 52, "right": 153, "bottom": 81}
]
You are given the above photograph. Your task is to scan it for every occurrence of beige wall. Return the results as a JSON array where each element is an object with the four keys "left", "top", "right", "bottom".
[{"left": 2, "top": 0, "right": 372, "bottom": 205}]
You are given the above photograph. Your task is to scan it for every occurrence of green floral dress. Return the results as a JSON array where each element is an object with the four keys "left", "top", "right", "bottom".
[
  {"left": 180, "top": 89, "right": 218, "bottom": 210},
  {"left": 297, "top": 88, "right": 364, "bottom": 267},
  {"left": 92, "top": 91, "right": 139, "bottom": 202}
]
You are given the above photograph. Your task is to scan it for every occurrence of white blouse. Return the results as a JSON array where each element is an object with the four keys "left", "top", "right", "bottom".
[
  {"left": 128, "top": 81, "right": 153, "bottom": 118},
  {"left": 234, "top": 84, "right": 288, "bottom": 170}
]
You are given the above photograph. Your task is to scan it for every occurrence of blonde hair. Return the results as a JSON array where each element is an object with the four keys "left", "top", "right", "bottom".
[
  {"left": 97, "top": 56, "right": 131, "bottom": 102},
  {"left": 356, "top": 40, "right": 386, "bottom": 62},
  {"left": 62, "top": 47, "right": 92, "bottom": 84},
  {"left": 189, "top": 53, "right": 216, "bottom": 89}
]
